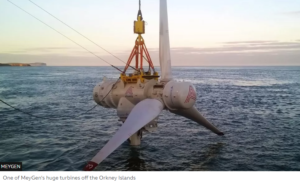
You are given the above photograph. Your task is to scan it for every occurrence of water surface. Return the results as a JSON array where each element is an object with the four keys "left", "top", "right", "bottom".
[{"left": 0, "top": 66, "right": 299, "bottom": 171}]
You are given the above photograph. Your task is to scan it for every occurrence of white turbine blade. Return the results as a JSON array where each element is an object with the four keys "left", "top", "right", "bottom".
[
  {"left": 159, "top": 0, "right": 172, "bottom": 81},
  {"left": 170, "top": 106, "right": 224, "bottom": 136},
  {"left": 83, "top": 99, "right": 164, "bottom": 171}
]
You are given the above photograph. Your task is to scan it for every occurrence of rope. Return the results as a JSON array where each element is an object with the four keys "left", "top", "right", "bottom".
[
  {"left": 27, "top": 0, "right": 138, "bottom": 72},
  {"left": 7, "top": 0, "right": 122, "bottom": 73},
  {"left": 0, "top": 79, "right": 120, "bottom": 119},
  {"left": 0, "top": 99, "right": 97, "bottom": 119}
]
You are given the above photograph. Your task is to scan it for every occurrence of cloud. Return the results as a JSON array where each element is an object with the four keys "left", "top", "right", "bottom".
[
  {"left": 2, "top": 40, "right": 300, "bottom": 66},
  {"left": 9, "top": 40, "right": 300, "bottom": 57},
  {"left": 0, "top": 53, "right": 132, "bottom": 67},
  {"left": 24, "top": 47, "right": 75, "bottom": 50},
  {"left": 145, "top": 48, "right": 159, "bottom": 52},
  {"left": 168, "top": 41, "right": 300, "bottom": 54},
  {"left": 1, "top": 48, "right": 300, "bottom": 67},
  {"left": 223, "top": 41, "right": 277, "bottom": 44},
  {"left": 8, "top": 47, "right": 77, "bottom": 54},
  {"left": 284, "top": 11, "right": 300, "bottom": 15},
  {"left": 119, "top": 40, "right": 300, "bottom": 55},
  {"left": 222, "top": 41, "right": 300, "bottom": 47}
]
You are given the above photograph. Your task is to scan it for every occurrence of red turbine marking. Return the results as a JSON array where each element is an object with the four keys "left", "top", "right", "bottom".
[
  {"left": 184, "top": 86, "right": 196, "bottom": 103},
  {"left": 83, "top": 161, "right": 98, "bottom": 171},
  {"left": 125, "top": 86, "right": 133, "bottom": 97}
]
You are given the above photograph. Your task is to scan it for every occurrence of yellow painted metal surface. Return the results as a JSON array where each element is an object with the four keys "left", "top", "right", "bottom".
[
  {"left": 134, "top": 16, "right": 145, "bottom": 34},
  {"left": 120, "top": 71, "right": 159, "bottom": 83}
]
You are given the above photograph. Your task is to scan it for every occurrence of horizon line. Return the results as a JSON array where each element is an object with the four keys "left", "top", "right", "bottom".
[{"left": 41, "top": 65, "right": 300, "bottom": 67}]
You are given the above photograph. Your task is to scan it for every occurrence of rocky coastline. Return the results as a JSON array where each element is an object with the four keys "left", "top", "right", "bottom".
[{"left": 0, "top": 63, "right": 47, "bottom": 67}]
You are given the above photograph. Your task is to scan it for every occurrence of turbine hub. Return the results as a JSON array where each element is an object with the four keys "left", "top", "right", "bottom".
[{"left": 162, "top": 80, "right": 197, "bottom": 110}]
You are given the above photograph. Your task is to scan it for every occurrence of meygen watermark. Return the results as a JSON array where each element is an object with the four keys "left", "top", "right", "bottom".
[{"left": 0, "top": 162, "right": 22, "bottom": 171}]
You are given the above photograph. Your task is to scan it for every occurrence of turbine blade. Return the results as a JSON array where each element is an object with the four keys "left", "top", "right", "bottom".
[
  {"left": 159, "top": 0, "right": 172, "bottom": 81},
  {"left": 83, "top": 99, "right": 164, "bottom": 171},
  {"left": 170, "top": 106, "right": 224, "bottom": 136}
]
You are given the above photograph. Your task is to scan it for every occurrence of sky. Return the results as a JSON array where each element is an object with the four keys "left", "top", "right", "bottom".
[{"left": 1, "top": 0, "right": 300, "bottom": 66}]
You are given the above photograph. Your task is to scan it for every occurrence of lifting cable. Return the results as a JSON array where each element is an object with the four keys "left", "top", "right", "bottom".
[
  {"left": 7, "top": 0, "right": 123, "bottom": 73},
  {"left": 0, "top": 79, "right": 120, "bottom": 119},
  {"left": 0, "top": 99, "right": 97, "bottom": 120},
  {"left": 27, "top": 0, "right": 138, "bottom": 72}
]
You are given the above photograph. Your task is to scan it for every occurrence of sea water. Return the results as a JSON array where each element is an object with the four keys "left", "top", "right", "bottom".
[{"left": 0, "top": 66, "right": 300, "bottom": 171}]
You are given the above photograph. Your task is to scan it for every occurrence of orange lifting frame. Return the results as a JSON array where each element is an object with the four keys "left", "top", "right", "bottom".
[{"left": 123, "top": 36, "right": 155, "bottom": 73}]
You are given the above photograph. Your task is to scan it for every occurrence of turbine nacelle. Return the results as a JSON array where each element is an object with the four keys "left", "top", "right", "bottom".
[
  {"left": 93, "top": 79, "right": 156, "bottom": 108},
  {"left": 93, "top": 78, "right": 198, "bottom": 112},
  {"left": 163, "top": 80, "right": 196, "bottom": 110},
  {"left": 93, "top": 79, "right": 117, "bottom": 108}
]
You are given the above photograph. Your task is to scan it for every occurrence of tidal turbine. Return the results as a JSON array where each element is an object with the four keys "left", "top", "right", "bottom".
[{"left": 84, "top": 0, "right": 223, "bottom": 171}]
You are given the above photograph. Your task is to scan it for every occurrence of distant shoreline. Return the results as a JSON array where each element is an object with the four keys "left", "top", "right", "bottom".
[{"left": 0, "top": 63, "right": 47, "bottom": 67}]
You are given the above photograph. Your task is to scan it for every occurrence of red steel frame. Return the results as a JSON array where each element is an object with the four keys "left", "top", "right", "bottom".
[{"left": 123, "top": 36, "right": 155, "bottom": 73}]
